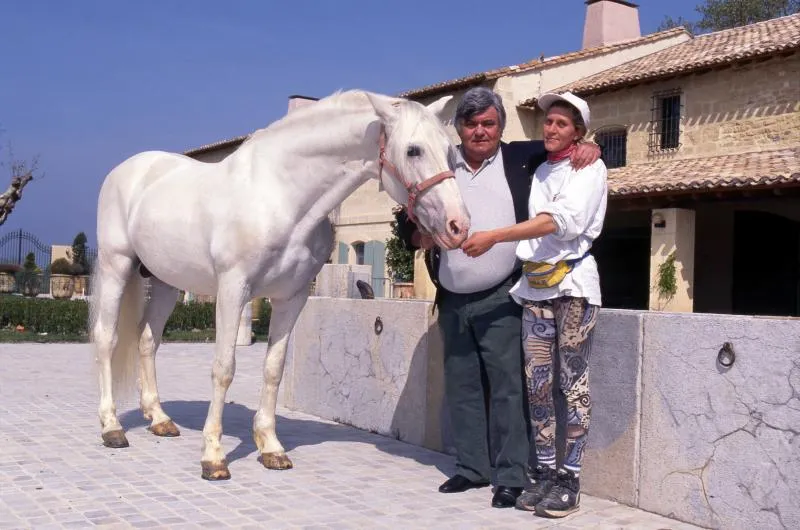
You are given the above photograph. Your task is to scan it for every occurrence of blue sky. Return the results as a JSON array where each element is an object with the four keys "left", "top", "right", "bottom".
[{"left": 0, "top": 0, "right": 701, "bottom": 247}]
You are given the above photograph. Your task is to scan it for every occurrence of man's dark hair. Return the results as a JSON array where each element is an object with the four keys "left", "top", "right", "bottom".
[{"left": 455, "top": 86, "right": 506, "bottom": 133}]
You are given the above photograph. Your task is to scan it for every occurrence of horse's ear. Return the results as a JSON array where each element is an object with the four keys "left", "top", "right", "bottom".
[
  {"left": 425, "top": 95, "right": 453, "bottom": 120},
  {"left": 366, "top": 93, "right": 400, "bottom": 125}
]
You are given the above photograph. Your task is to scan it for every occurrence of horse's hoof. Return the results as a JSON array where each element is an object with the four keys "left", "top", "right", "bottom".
[
  {"left": 201, "top": 460, "right": 231, "bottom": 481},
  {"left": 102, "top": 430, "right": 129, "bottom": 448},
  {"left": 261, "top": 452, "right": 293, "bottom": 470},
  {"left": 150, "top": 420, "right": 180, "bottom": 437}
]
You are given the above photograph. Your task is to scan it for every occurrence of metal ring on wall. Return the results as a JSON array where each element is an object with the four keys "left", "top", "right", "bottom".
[
  {"left": 374, "top": 317, "right": 383, "bottom": 335},
  {"left": 717, "top": 342, "right": 735, "bottom": 367}
]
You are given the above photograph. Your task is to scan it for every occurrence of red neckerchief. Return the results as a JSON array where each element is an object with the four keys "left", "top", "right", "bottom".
[{"left": 547, "top": 143, "right": 577, "bottom": 163}]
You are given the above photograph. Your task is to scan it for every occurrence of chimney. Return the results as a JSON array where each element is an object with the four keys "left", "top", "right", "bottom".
[
  {"left": 582, "top": 0, "right": 641, "bottom": 49},
  {"left": 287, "top": 94, "right": 319, "bottom": 113}
]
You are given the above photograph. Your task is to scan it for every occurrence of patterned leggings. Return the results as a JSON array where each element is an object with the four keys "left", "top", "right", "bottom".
[{"left": 522, "top": 297, "right": 599, "bottom": 477}]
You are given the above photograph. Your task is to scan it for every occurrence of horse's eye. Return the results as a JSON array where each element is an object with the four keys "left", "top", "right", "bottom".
[{"left": 407, "top": 145, "right": 422, "bottom": 157}]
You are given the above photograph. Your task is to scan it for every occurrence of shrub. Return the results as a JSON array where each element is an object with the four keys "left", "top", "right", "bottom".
[
  {"left": 0, "top": 296, "right": 89, "bottom": 335},
  {"left": 18, "top": 252, "right": 42, "bottom": 297},
  {"left": 252, "top": 298, "right": 272, "bottom": 337},
  {"left": 0, "top": 294, "right": 270, "bottom": 340},
  {"left": 0, "top": 263, "right": 21, "bottom": 274},
  {"left": 385, "top": 206, "right": 414, "bottom": 282},
  {"left": 165, "top": 301, "right": 215, "bottom": 331},
  {"left": 50, "top": 257, "right": 79, "bottom": 275}
]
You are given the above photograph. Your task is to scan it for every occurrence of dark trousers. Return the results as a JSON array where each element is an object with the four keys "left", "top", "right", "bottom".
[{"left": 437, "top": 279, "right": 529, "bottom": 487}]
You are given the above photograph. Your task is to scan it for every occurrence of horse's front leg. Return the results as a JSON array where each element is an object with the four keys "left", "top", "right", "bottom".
[
  {"left": 200, "top": 279, "right": 249, "bottom": 481},
  {"left": 253, "top": 291, "right": 309, "bottom": 470}
]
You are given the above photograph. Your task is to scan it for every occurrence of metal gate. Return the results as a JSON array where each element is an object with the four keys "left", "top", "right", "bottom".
[{"left": 0, "top": 229, "right": 52, "bottom": 294}]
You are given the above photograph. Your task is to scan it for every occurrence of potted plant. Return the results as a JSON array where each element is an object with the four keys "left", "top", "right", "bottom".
[
  {"left": 69, "top": 232, "right": 91, "bottom": 296},
  {"left": 49, "top": 257, "right": 76, "bottom": 299},
  {"left": 0, "top": 262, "right": 21, "bottom": 294},
  {"left": 18, "top": 252, "right": 42, "bottom": 297}
]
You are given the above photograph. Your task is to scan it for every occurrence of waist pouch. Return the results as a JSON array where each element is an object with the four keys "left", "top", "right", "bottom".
[{"left": 522, "top": 254, "right": 588, "bottom": 289}]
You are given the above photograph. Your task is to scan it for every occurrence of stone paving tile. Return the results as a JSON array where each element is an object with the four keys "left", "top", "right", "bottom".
[{"left": 1, "top": 344, "right": 707, "bottom": 529}]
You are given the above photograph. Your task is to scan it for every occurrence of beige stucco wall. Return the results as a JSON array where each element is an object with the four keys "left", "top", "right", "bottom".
[
  {"left": 499, "top": 32, "right": 690, "bottom": 141},
  {"left": 576, "top": 54, "right": 800, "bottom": 162},
  {"left": 334, "top": 177, "right": 396, "bottom": 265}
]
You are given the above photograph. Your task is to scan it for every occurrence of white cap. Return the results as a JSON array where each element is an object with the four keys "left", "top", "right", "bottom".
[{"left": 537, "top": 91, "right": 590, "bottom": 129}]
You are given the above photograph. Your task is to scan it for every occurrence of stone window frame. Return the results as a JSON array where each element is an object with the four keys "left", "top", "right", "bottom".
[
  {"left": 593, "top": 126, "right": 628, "bottom": 169},
  {"left": 649, "top": 88, "right": 683, "bottom": 153}
]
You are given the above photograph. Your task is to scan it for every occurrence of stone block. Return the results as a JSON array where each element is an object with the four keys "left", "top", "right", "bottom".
[
  {"left": 282, "top": 297, "right": 444, "bottom": 450},
  {"left": 638, "top": 312, "right": 800, "bottom": 530},
  {"left": 314, "top": 264, "right": 372, "bottom": 298},
  {"left": 581, "top": 309, "right": 644, "bottom": 507}
]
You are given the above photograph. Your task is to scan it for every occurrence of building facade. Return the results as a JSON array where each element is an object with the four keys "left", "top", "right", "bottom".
[{"left": 518, "top": 13, "right": 800, "bottom": 316}]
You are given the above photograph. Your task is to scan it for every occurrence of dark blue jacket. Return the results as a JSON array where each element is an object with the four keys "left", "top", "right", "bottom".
[{"left": 397, "top": 140, "right": 547, "bottom": 290}]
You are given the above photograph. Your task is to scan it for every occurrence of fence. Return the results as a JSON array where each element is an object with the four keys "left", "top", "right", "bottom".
[{"left": 0, "top": 229, "right": 97, "bottom": 297}]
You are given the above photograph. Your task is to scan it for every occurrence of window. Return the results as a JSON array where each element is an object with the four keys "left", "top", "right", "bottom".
[
  {"left": 649, "top": 89, "right": 682, "bottom": 152},
  {"left": 595, "top": 128, "right": 627, "bottom": 169},
  {"left": 352, "top": 242, "right": 365, "bottom": 265}
]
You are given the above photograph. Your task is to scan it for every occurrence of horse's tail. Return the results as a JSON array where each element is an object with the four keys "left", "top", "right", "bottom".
[{"left": 89, "top": 265, "right": 145, "bottom": 402}]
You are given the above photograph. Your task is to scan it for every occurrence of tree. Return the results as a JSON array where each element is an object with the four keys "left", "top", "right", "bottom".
[
  {"left": 385, "top": 206, "right": 415, "bottom": 282},
  {"left": 658, "top": 0, "right": 799, "bottom": 34},
  {"left": 0, "top": 135, "right": 39, "bottom": 226},
  {"left": 70, "top": 231, "right": 89, "bottom": 274},
  {"left": 657, "top": 15, "right": 698, "bottom": 33}
]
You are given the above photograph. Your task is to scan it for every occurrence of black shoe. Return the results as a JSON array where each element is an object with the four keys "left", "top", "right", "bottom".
[
  {"left": 491, "top": 486, "right": 523, "bottom": 508},
  {"left": 438, "top": 474, "right": 490, "bottom": 493},
  {"left": 534, "top": 469, "right": 580, "bottom": 518},
  {"left": 515, "top": 466, "right": 556, "bottom": 511}
]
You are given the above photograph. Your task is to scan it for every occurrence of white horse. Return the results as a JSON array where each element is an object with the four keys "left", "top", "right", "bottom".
[{"left": 90, "top": 90, "right": 470, "bottom": 480}]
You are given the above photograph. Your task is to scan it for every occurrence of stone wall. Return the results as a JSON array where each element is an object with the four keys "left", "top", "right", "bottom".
[
  {"left": 280, "top": 297, "right": 800, "bottom": 529},
  {"left": 580, "top": 54, "right": 800, "bottom": 163}
]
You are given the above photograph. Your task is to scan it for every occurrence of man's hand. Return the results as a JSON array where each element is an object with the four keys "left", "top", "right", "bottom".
[
  {"left": 570, "top": 142, "right": 601, "bottom": 170},
  {"left": 461, "top": 231, "right": 497, "bottom": 258}
]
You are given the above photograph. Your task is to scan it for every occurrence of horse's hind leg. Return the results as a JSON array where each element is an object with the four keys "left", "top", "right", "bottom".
[
  {"left": 92, "top": 252, "right": 139, "bottom": 449},
  {"left": 138, "top": 278, "right": 181, "bottom": 437},
  {"left": 253, "top": 291, "right": 309, "bottom": 470}
]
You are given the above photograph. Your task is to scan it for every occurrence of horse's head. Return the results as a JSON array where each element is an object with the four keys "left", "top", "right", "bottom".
[{"left": 367, "top": 93, "right": 470, "bottom": 250}]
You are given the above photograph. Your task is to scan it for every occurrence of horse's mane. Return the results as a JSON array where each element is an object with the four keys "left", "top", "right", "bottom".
[{"left": 243, "top": 90, "right": 379, "bottom": 145}]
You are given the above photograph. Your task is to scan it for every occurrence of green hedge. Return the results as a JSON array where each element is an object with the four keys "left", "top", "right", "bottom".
[
  {"left": 1, "top": 296, "right": 89, "bottom": 335},
  {"left": 1, "top": 295, "right": 272, "bottom": 338}
]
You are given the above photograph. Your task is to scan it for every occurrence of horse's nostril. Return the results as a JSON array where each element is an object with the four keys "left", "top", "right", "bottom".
[{"left": 449, "top": 220, "right": 461, "bottom": 235}]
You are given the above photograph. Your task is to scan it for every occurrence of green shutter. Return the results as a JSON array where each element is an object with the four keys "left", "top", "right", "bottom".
[
  {"left": 364, "top": 240, "right": 386, "bottom": 298},
  {"left": 337, "top": 242, "right": 349, "bottom": 264}
]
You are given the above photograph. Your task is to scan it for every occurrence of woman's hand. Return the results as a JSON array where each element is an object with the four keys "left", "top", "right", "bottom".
[{"left": 461, "top": 231, "right": 497, "bottom": 258}]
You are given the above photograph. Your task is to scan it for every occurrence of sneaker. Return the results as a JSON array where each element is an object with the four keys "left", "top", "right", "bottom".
[
  {"left": 534, "top": 469, "right": 580, "bottom": 518},
  {"left": 515, "top": 466, "right": 556, "bottom": 511}
]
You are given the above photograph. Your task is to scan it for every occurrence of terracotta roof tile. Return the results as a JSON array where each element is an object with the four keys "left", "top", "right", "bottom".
[
  {"left": 608, "top": 148, "right": 800, "bottom": 196},
  {"left": 398, "top": 28, "right": 688, "bottom": 99},
  {"left": 521, "top": 14, "right": 800, "bottom": 106},
  {"left": 183, "top": 134, "right": 250, "bottom": 157}
]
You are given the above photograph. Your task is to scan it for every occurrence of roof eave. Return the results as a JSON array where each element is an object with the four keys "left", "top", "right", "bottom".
[{"left": 521, "top": 44, "right": 800, "bottom": 107}]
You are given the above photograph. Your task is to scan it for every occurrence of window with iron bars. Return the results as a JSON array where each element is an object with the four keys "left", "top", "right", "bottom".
[
  {"left": 649, "top": 89, "right": 682, "bottom": 152},
  {"left": 594, "top": 129, "right": 627, "bottom": 169}
]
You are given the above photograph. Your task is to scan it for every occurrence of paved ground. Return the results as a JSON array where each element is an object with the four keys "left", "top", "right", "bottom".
[{"left": 1, "top": 343, "right": 705, "bottom": 529}]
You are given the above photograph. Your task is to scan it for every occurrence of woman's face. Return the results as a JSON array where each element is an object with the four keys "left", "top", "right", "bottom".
[{"left": 543, "top": 105, "right": 581, "bottom": 152}]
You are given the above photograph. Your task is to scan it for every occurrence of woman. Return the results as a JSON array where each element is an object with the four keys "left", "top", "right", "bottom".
[{"left": 461, "top": 91, "right": 607, "bottom": 519}]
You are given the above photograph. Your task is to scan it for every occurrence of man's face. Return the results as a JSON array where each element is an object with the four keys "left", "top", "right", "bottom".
[{"left": 458, "top": 106, "right": 502, "bottom": 163}]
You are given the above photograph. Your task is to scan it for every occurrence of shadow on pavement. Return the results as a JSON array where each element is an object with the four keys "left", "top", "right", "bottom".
[{"left": 119, "top": 400, "right": 453, "bottom": 476}]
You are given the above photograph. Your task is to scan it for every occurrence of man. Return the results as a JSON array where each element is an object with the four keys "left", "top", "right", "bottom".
[{"left": 399, "top": 86, "right": 599, "bottom": 508}]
